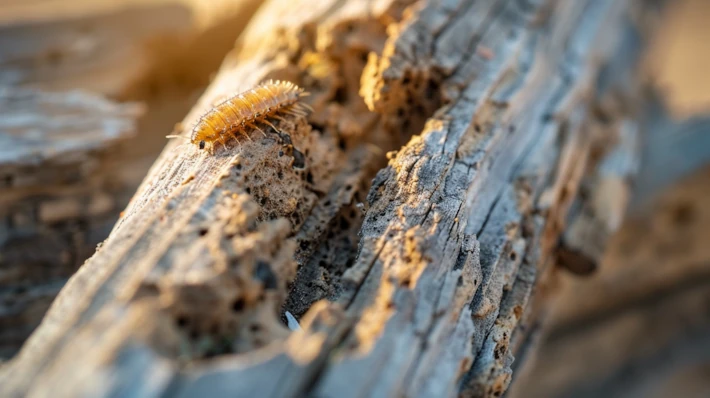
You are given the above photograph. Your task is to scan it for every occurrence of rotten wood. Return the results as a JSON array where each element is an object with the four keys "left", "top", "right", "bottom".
[
  {"left": 0, "top": 88, "right": 142, "bottom": 359},
  {"left": 0, "top": 0, "right": 658, "bottom": 396},
  {"left": 0, "top": 0, "right": 264, "bottom": 359},
  {"left": 511, "top": 167, "right": 710, "bottom": 398}
]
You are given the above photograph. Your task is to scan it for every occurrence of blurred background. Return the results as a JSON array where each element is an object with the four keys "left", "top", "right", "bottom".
[{"left": 0, "top": 0, "right": 708, "bottom": 397}]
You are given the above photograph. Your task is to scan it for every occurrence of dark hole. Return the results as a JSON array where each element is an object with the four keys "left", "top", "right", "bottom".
[
  {"left": 254, "top": 261, "right": 278, "bottom": 290},
  {"left": 425, "top": 79, "right": 437, "bottom": 99},
  {"left": 292, "top": 148, "right": 306, "bottom": 169},
  {"left": 198, "top": 228, "right": 209, "bottom": 236},
  {"left": 176, "top": 315, "right": 189, "bottom": 327},
  {"left": 232, "top": 298, "right": 246, "bottom": 312},
  {"left": 333, "top": 85, "right": 348, "bottom": 103}
]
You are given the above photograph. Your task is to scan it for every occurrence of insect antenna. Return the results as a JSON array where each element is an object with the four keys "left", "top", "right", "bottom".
[{"left": 166, "top": 134, "right": 189, "bottom": 141}]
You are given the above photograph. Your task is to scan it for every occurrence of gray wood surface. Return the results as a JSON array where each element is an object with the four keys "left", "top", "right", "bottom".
[{"left": 0, "top": 0, "right": 660, "bottom": 396}]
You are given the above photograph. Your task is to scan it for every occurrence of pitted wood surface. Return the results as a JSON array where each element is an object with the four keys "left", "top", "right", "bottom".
[{"left": 0, "top": 0, "right": 656, "bottom": 397}]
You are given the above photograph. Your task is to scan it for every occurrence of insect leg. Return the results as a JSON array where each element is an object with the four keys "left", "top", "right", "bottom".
[
  {"left": 273, "top": 115, "right": 288, "bottom": 123},
  {"left": 297, "top": 102, "right": 314, "bottom": 112},
  {"left": 247, "top": 122, "right": 267, "bottom": 138},
  {"left": 288, "top": 105, "right": 309, "bottom": 116},
  {"left": 217, "top": 136, "right": 228, "bottom": 152},
  {"left": 262, "top": 119, "right": 281, "bottom": 134},
  {"left": 234, "top": 127, "right": 252, "bottom": 142}
]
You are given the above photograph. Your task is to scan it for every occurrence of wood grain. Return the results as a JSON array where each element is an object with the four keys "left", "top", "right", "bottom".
[{"left": 0, "top": 0, "right": 658, "bottom": 396}]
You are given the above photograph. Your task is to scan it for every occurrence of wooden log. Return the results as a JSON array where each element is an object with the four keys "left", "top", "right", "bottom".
[
  {"left": 509, "top": 0, "right": 710, "bottom": 394},
  {"left": 0, "top": 0, "right": 263, "bottom": 358},
  {"left": 0, "top": 0, "right": 657, "bottom": 396},
  {"left": 0, "top": 88, "right": 142, "bottom": 359},
  {"left": 510, "top": 166, "right": 710, "bottom": 398}
]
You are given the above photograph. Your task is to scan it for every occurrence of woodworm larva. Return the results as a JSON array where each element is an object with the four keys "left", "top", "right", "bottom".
[{"left": 168, "top": 80, "right": 312, "bottom": 153}]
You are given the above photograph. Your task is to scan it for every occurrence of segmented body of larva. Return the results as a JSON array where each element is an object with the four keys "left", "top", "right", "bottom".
[{"left": 186, "top": 80, "right": 311, "bottom": 153}]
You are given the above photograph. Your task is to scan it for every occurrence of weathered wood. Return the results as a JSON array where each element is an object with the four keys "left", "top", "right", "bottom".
[
  {"left": 509, "top": 0, "right": 710, "bottom": 394},
  {"left": 0, "top": 0, "right": 264, "bottom": 359},
  {"left": 0, "top": 0, "right": 656, "bottom": 396},
  {"left": 511, "top": 167, "right": 710, "bottom": 398},
  {"left": 0, "top": 88, "right": 142, "bottom": 359}
]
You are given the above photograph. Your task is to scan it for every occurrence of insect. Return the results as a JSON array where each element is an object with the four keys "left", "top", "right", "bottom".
[{"left": 168, "top": 80, "right": 311, "bottom": 153}]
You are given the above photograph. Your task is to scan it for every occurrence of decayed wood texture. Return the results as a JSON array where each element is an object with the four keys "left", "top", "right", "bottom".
[
  {"left": 0, "top": 0, "right": 652, "bottom": 397},
  {"left": 512, "top": 167, "right": 710, "bottom": 398},
  {"left": 0, "top": 0, "right": 263, "bottom": 359},
  {"left": 0, "top": 88, "right": 142, "bottom": 359},
  {"left": 509, "top": 0, "right": 710, "bottom": 393}
]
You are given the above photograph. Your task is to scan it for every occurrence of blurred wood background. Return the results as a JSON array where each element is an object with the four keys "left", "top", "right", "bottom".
[
  {"left": 0, "top": 0, "right": 708, "bottom": 397},
  {"left": 0, "top": 0, "right": 263, "bottom": 359}
]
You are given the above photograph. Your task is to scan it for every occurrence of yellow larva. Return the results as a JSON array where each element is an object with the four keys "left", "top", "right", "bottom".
[{"left": 179, "top": 80, "right": 311, "bottom": 153}]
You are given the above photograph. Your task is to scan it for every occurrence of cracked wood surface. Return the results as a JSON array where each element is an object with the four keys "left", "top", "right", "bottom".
[
  {"left": 0, "top": 88, "right": 143, "bottom": 359},
  {"left": 0, "top": 0, "right": 652, "bottom": 397},
  {"left": 0, "top": 0, "right": 265, "bottom": 359}
]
